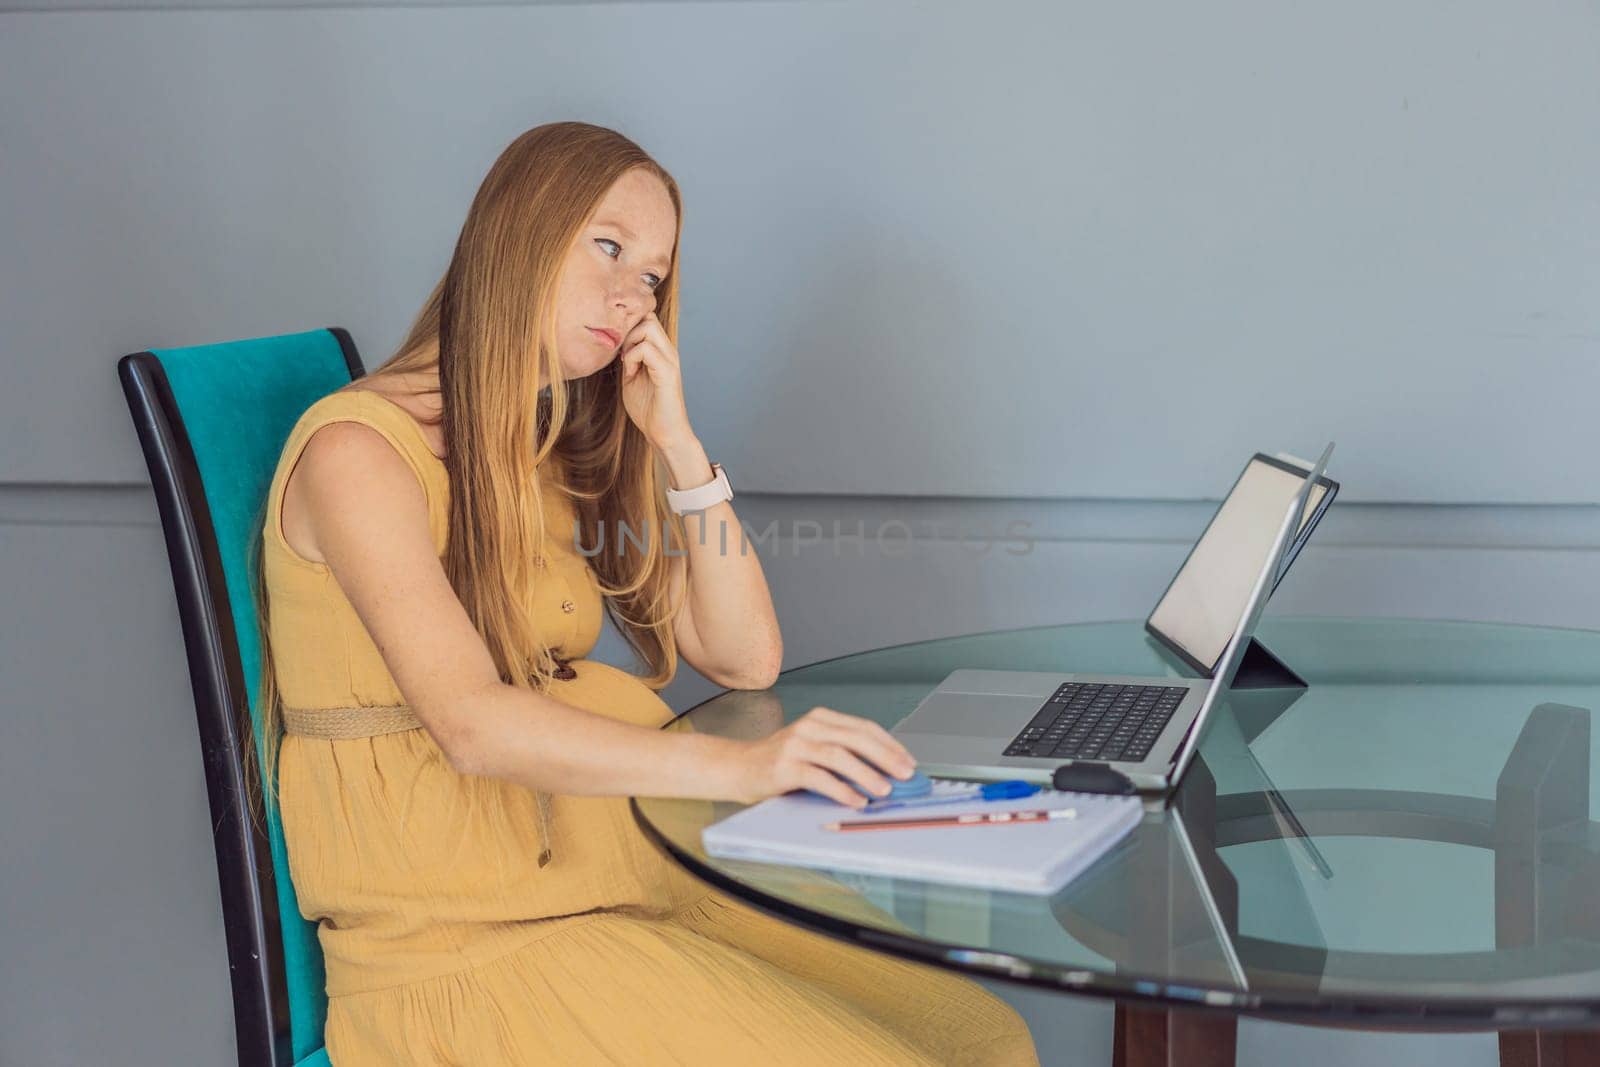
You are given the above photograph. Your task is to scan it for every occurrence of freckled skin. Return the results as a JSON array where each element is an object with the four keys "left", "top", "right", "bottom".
[{"left": 553, "top": 167, "right": 677, "bottom": 382}]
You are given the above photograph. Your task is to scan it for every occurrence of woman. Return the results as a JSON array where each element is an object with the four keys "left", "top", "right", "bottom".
[{"left": 247, "top": 121, "right": 1040, "bottom": 1065}]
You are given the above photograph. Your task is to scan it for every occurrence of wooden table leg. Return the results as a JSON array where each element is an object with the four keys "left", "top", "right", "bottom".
[
  {"left": 1106, "top": 1015, "right": 1600, "bottom": 1067},
  {"left": 1112, "top": 1004, "right": 1237, "bottom": 1067},
  {"left": 1499, "top": 1030, "right": 1600, "bottom": 1067}
]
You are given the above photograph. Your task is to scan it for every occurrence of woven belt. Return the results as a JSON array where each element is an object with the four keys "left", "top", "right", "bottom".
[
  {"left": 281, "top": 657, "right": 577, "bottom": 739},
  {"left": 281, "top": 703, "right": 422, "bottom": 739}
]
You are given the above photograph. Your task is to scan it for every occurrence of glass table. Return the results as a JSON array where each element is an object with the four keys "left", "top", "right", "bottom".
[{"left": 631, "top": 618, "right": 1600, "bottom": 1067}]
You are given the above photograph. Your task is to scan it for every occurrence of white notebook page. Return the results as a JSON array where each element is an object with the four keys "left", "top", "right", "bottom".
[{"left": 702, "top": 779, "right": 1145, "bottom": 895}]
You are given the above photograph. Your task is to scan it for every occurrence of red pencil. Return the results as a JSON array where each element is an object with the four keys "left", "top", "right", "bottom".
[{"left": 824, "top": 807, "right": 1079, "bottom": 832}]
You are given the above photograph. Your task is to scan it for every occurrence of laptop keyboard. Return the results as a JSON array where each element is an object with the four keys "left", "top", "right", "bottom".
[{"left": 1003, "top": 682, "right": 1189, "bottom": 764}]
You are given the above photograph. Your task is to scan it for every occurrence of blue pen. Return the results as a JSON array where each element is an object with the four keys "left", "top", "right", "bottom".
[{"left": 864, "top": 780, "right": 1039, "bottom": 813}]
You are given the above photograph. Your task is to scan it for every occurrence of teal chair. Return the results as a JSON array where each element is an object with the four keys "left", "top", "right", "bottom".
[{"left": 118, "top": 328, "right": 363, "bottom": 1067}]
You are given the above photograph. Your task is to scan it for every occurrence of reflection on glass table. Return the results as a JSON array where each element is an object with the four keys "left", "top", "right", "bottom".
[{"left": 631, "top": 618, "right": 1600, "bottom": 1067}]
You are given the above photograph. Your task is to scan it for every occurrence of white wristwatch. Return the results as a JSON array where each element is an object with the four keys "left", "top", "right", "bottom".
[{"left": 666, "top": 462, "right": 733, "bottom": 515}]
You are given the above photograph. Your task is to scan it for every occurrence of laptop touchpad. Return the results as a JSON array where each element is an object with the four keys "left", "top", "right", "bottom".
[{"left": 900, "top": 693, "right": 1037, "bottom": 738}]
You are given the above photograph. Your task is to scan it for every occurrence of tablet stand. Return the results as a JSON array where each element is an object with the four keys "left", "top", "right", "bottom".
[
  {"left": 1228, "top": 685, "right": 1305, "bottom": 745},
  {"left": 1229, "top": 637, "right": 1307, "bottom": 690},
  {"left": 1145, "top": 632, "right": 1308, "bottom": 691}
]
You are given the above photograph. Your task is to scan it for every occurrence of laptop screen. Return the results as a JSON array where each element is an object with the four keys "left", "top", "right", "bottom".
[{"left": 1148, "top": 458, "right": 1330, "bottom": 672}]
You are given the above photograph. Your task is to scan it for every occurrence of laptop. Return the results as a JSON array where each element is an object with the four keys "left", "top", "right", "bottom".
[{"left": 892, "top": 443, "right": 1334, "bottom": 793}]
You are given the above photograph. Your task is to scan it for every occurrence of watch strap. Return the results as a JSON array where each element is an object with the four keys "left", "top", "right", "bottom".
[{"left": 666, "top": 462, "right": 732, "bottom": 514}]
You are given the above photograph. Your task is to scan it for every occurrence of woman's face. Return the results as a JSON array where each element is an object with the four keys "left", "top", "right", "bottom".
[{"left": 553, "top": 167, "right": 677, "bottom": 381}]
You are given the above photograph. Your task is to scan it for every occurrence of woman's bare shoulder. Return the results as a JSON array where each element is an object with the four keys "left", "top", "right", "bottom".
[
  {"left": 280, "top": 386, "right": 437, "bottom": 565},
  {"left": 334, "top": 376, "right": 447, "bottom": 460}
]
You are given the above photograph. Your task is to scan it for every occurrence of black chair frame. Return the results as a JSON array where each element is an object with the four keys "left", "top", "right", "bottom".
[{"left": 117, "top": 328, "right": 364, "bottom": 1067}]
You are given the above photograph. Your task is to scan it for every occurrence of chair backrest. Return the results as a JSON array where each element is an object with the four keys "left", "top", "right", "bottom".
[{"left": 118, "top": 328, "right": 363, "bottom": 1067}]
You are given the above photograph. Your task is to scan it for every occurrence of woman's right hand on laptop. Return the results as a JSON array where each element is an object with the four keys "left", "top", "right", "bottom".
[{"left": 730, "top": 706, "right": 917, "bottom": 810}]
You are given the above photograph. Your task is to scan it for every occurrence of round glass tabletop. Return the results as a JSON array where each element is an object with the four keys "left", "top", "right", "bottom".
[{"left": 630, "top": 617, "right": 1600, "bottom": 1028}]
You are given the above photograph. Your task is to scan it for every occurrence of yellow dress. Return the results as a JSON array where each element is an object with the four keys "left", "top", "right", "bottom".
[{"left": 262, "top": 389, "right": 1041, "bottom": 1066}]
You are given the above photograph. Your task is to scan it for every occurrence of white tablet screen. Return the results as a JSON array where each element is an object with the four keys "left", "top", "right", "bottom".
[{"left": 1148, "top": 459, "right": 1328, "bottom": 672}]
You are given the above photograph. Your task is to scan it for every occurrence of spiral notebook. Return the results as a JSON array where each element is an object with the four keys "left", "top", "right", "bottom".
[{"left": 701, "top": 780, "right": 1145, "bottom": 895}]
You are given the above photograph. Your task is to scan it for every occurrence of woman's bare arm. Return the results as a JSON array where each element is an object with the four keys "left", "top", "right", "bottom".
[
  {"left": 659, "top": 437, "right": 783, "bottom": 690},
  {"left": 286, "top": 421, "right": 746, "bottom": 798}
]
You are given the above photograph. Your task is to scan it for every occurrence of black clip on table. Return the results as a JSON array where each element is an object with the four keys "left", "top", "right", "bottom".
[{"left": 1052, "top": 761, "right": 1140, "bottom": 795}]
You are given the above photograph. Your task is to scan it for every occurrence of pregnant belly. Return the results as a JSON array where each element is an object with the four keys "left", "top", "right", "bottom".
[
  {"left": 548, "top": 658, "right": 676, "bottom": 729},
  {"left": 287, "top": 658, "right": 696, "bottom": 976}
]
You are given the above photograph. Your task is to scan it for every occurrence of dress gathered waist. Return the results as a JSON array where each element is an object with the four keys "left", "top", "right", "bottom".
[{"left": 276, "top": 654, "right": 578, "bottom": 869}]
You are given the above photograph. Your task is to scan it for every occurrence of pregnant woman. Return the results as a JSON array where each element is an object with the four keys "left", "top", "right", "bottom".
[{"left": 247, "top": 120, "right": 1040, "bottom": 1065}]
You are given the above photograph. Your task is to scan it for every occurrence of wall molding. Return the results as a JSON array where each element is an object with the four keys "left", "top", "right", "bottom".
[{"left": 6, "top": 482, "right": 1600, "bottom": 552}]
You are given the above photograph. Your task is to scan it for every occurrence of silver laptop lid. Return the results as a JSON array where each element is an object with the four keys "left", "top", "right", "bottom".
[{"left": 1166, "top": 442, "right": 1334, "bottom": 788}]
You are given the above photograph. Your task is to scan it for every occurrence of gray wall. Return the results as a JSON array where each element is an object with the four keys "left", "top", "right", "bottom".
[
  {"left": 6, "top": 0, "right": 1600, "bottom": 501},
  {"left": 3, "top": 1, "right": 1595, "bottom": 1065}
]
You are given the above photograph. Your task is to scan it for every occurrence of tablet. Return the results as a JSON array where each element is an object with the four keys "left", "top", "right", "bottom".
[{"left": 1145, "top": 453, "right": 1338, "bottom": 677}]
